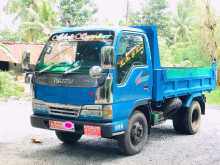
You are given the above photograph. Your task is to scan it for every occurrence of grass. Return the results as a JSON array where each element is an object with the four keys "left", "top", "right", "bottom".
[
  {"left": 206, "top": 87, "right": 220, "bottom": 105},
  {"left": 0, "top": 71, "right": 24, "bottom": 97}
]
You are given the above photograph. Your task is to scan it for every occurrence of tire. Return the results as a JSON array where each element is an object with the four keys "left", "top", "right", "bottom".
[
  {"left": 117, "top": 111, "right": 149, "bottom": 155},
  {"left": 173, "top": 101, "right": 202, "bottom": 135},
  {"left": 173, "top": 110, "right": 185, "bottom": 133},
  {"left": 55, "top": 131, "right": 82, "bottom": 144}
]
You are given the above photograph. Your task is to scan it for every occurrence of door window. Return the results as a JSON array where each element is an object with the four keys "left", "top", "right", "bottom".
[{"left": 117, "top": 33, "right": 146, "bottom": 83}]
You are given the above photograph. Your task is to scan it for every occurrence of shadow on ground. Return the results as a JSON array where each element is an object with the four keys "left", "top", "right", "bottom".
[{"left": 17, "top": 123, "right": 183, "bottom": 164}]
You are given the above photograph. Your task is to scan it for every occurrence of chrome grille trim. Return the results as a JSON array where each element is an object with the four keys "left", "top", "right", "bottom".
[
  {"left": 33, "top": 99, "right": 81, "bottom": 118},
  {"left": 49, "top": 108, "right": 80, "bottom": 117},
  {"left": 35, "top": 73, "right": 97, "bottom": 87}
]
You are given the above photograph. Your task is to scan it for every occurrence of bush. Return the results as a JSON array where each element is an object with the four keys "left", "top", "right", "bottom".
[
  {"left": 0, "top": 72, "right": 24, "bottom": 97},
  {"left": 206, "top": 87, "right": 220, "bottom": 105},
  {"left": 170, "top": 42, "right": 210, "bottom": 67}
]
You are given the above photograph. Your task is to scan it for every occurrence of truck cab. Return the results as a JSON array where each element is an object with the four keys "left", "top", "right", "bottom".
[{"left": 30, "top": 26, "right": 216, "bottom": 155}]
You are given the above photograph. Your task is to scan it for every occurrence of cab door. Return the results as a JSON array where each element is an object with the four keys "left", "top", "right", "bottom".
[{"left": 113, "top": 32, "right": 152, "bottom": 116}]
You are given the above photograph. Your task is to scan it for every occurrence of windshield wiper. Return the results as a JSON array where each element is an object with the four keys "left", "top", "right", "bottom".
[
  {"left": 38, "top": 63, "right": 58, "bottom": 73},
  {"left": 63, "top": 61, "right": 81, "bottom": 75}
]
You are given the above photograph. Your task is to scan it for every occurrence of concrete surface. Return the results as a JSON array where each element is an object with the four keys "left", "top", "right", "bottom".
[{"left": 0, "top": 100, "right": 220, "bottom": 165}]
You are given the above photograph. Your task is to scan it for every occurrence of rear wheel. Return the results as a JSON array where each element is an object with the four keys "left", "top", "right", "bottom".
[
  {"left": 117, "top": 111, "right": 149, "bottom": 155},
  {"left": 173, "top": 101, "right": 202, "bottom": 134},
  {"left": 55, "top": 131, "right": 82, "bottom": 144}
]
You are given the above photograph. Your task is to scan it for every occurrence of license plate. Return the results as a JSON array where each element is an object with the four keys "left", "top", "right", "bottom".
[
  {"left": 84, "top": 125, "right": 101, "bottom": 137},
  {"left": 49, "top": 120, "right": 75, "bottom": 132}
]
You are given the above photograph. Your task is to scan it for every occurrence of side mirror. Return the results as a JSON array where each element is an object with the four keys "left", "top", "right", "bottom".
[
  {"left": 101, "top": 46, "right": 114, "bottom": 69},
  {"left": 89, "top": 66, "right": 103, "bottom": 79},
  {"left": 21, "top": 51, "right": 31, "bottom": 72}
]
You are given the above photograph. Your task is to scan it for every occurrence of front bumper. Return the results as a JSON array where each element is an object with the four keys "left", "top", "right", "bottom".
[{"left": 31, "top": 115, "right": 113, "bottom": 138}]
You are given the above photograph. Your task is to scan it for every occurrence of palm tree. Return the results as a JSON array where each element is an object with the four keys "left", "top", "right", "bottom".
[
  {"left": 6, "top": 0, "right": 59, "bottom": 42},
  {"left": 172, "top": 0, "right": 195, "bottom": 42}
]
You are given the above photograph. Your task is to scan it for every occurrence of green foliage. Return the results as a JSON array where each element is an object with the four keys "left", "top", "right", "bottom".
[
  {"left": 5, "top": 0, "right": 96, "bottom": 42},
  {"left": 1, "top": 0, "right": 220, "bottom": 69},
  {"left": 59, "top": 0, "right": 96, "bottom": 26},
  {"left": 127, "top": 0, "right": 217, "bottom": 67},
  {"left": 0, "top": 72, "right": 24, "bottom": 97},
  {"left": 165, "top": 0, "right": 206, "bottom": 67},
  {"left": 172, "top": 0, "right": 197, "bottom": 42},
  {"left": 128, "top": 0, "right": 172, "bottom": 43},
  {"left": 199, "top": 0, "right": 219, "bottom": 62},
  {"left": 6, "top": 0, "right": 59, "bottom": 42},
  {"left": 170, "top": 42, "right": 210, "bottom": 67},
  {"left": 0, "top": 31, "right": 22, "bottom": 42},
  {"left": 158, "top": 37, "right": 172, "bottom": 66},
  {"left": 206, "top": 87, "right": 220, "bottom": 104}
]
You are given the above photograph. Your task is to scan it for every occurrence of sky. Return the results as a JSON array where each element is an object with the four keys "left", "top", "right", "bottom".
[
  {"left": 93, "top": 0, "right": 145, "bottom": 24},
  {"left": 94, "top": 0, "right": 176, "bottom": 24},
  {"left": 0, "top": 0, "right": 220, "bottom": 30},
  {"left": 94, "top": 0, "right": 220, "bottom": 24}
]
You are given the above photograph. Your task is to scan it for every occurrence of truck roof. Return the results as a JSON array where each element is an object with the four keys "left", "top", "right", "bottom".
[{"left": 52, "top": 26, "right": 145, "bottom": 34}]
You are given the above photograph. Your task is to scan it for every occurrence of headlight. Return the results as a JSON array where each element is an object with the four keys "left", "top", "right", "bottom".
[
  {"left": 80, "top": 109, "right": 102, "bottom": 118},
  {"left": 32, "top": 100, "right": 48, "bottom": 110},
  {"left": 80, "top": 105, "right": 112, "bottom": 119}
]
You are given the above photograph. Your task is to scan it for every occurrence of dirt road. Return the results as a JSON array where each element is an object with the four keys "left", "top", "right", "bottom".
[{"left": 0, "top": 100, "right": 220, "bottom": 165}]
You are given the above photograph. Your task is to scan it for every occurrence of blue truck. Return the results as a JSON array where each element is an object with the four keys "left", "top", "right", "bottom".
[{"left": 30, "top": 26, "right": 216, "bottom": 155}]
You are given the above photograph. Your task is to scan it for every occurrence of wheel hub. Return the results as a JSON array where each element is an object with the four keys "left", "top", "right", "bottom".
[{"left": 130, "top": 121, "right": 144, "bottom": 145}]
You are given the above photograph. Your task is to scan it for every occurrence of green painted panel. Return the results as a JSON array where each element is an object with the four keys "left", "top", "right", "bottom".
[{"left": 165, "top": 67, "right": 211, "bottom": 79}]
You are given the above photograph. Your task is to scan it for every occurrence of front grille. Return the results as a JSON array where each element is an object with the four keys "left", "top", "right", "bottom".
[
  {"left": 35, "top": 73, "right": 97, "bottom": 87},
  {"left": 49, "top": 106, "right": 80, "bottom": 117}
]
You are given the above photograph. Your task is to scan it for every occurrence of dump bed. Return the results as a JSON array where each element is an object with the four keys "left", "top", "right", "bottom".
[
  {"left": 153, "top": 64, "right": 216, "bottom": 101},
  {"left": 134, "top": 26, "right": 216, "bottom": 101}
]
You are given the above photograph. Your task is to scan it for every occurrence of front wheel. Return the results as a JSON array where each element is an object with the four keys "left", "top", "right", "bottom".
[
  {"left": 55, "top": 131, "right": 82, "bottom": 144},
  {"left": 117, "top": 111, "right": 149, "bottom": 155}
]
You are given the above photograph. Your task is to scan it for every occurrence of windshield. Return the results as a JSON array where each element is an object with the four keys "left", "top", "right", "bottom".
[{"left": 36, "top": 31, "right": 114, "bottom": 73}]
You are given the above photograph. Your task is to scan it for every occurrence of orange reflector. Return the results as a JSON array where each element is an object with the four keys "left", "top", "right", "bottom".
[{"left": 84, "top": 125, "right": 101, "bottom": 137}]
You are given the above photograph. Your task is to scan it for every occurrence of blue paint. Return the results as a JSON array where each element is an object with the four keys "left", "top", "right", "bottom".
[
  {"left": 35, "top": 83, "right": 96, "bottom": 105},
  {"left": 184, "top": 93, "right": 202, "bottom": 108}
]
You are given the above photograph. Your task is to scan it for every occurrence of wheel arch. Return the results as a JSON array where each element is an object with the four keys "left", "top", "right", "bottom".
[
  {"left": 183, "top": 94, "right": 206, "bottom": 114},
  {"left": 130, "top": 101, "right": 152, "bottom": 133}
]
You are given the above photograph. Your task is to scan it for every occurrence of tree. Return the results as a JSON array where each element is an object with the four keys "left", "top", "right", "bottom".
[
  {"left": 59, "top": 0, "right": 96, "bottom": 26},
  {"left": 169, "top": 0, "right": 211, "bottom": 67},
  {"left": 172, "top": 0, "right": 196, "bottom": 42},
  {"left": 6, "top": 0, "right": 59, "bottom": 42},
  {"left": 128, "top": 0, "right": 172, "bottom": 44},
  {"left": 200, "top": 0, "right": 219, "bottom": 61}
]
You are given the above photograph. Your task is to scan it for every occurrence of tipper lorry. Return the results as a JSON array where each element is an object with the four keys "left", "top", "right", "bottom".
[{"left": 30, "top": 26, "right": 216, "bottom": 155}]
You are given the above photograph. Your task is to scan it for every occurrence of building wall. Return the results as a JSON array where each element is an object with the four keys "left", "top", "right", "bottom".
[{"left": 0, "top": 41, "right": 44, "bottom": 71}]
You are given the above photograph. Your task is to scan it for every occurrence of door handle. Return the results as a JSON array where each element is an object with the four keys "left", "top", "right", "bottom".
[{"left": 143, "top": 85, "right": 148, "bottom": 90}]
